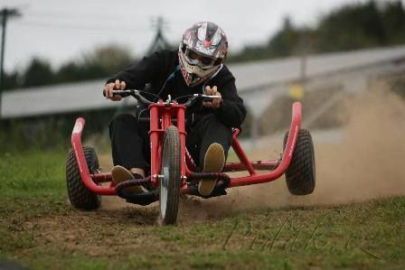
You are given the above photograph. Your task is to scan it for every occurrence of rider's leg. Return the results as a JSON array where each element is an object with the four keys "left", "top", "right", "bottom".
[
  {"left": 109, "top": 113, "right": 150, "bottom": 170},
  {"left": 199, "top": 115, "right": 232, "bottom": 166},
  {"left": 130, "top": 168, "right": 145, "bottom": 177},
  {"left": 109, "top": 114, "right": 150, "bottom": 193},
  {"left": 188, "top": 114, "right": 233, "bottom": 195}
]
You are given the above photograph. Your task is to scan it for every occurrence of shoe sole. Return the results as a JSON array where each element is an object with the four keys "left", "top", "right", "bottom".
[
  {"left": 111, "top": 165, "right": 147, "bottom": 194},
  {"left": 198, "top": 143, "right": 225, "bottom": 196}
]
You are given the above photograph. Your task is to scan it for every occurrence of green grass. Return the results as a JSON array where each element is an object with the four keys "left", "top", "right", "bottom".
[
  {"left": 0, "top": 151, "right": 66, "bottom": 197},
  {"left": 0, "top": 151, "right": 404, "bottom": 269}
]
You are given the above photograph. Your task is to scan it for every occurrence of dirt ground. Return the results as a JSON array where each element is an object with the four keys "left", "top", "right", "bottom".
[{"left": 93, "top": 88, "right": 405, "bottom": 224}]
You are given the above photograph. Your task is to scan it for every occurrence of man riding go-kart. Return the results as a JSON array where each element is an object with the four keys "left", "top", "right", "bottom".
[{"left": 104, "top": 21, "right": 246, "bottom": 197}]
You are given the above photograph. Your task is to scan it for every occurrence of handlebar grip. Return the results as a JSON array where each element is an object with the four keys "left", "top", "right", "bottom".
[
  {"left": 103, "top": 89, "right": 132, "bottom": 97},
  {"left": 201, "top": 95, "right": 221, "bottom": 102}
]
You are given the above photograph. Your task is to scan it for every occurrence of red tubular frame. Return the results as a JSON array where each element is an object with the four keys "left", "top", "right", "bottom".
[
  {"left": 228, "top": 102, "right": 301, "bottom": 187},
  {"left": 149, "top": 105, "right": 161, "bottom": 187},
  {"left": 149, "top": 102, "right": 188, "bottom": 188},
  {"left": 71, "top": 118, "right": 116, "bottom": 195},
  {"left": 70, "top": 101, "right": 302, "bottom": 195}
]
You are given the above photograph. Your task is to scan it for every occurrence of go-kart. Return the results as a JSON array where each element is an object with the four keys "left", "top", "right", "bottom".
[{"left": 66, "top": 89, "right": 315, "bottom": 225}]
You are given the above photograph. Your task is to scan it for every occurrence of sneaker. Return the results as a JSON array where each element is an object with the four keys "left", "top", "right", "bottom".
[
  {"left": 198, "top": 143, "right": 225, "bottom": 196},
  {"left": 111, "top": 165, "right": 148, "bottom": 194}
]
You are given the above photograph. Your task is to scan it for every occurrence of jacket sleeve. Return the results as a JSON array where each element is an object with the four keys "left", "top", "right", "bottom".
[
  {"left": 106, "top": 51, "right": 164, "bottom": 90},
  {"left": 215, "top": 78, "right": 247, "bottom": 128}
]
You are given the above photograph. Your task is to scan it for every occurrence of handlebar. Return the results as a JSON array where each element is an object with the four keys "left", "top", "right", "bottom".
[
  {"left": 103, "top": 89, "right": 221, "bottom": 107},
  {"left": 103, "top": 89, "right": 155, "bottom": 105}
]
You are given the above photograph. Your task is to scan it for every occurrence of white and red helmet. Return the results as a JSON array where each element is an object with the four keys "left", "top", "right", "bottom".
[{"left": 179, "top": 21, "right": 228, "bottom": 86}]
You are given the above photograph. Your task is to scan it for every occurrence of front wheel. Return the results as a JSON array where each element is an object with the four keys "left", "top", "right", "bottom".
[
  {"left": 159, "top": 126, "right": 181, "bottom": 225},
  {"left": 283, "top": 129, "right": 316, "bottom": 195}
]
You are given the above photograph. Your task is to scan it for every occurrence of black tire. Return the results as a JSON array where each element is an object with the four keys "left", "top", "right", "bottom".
[
  {"left": 159, "top": 126, "right": 181, "bottom": 225},
  {"left": 66, "top": 147, "right": 101, "bottom": 210},
  {"left": 283, "top": 129, "right": 316, "bottom": 195}
]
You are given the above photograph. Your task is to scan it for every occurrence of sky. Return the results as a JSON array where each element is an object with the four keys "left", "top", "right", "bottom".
[{"left": 0, "top": 0, "right": 401, "bottom": 72}]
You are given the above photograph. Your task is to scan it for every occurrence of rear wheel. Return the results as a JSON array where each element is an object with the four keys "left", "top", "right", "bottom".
[
  {"left": 66, "top": 147, "right": 101, "bottom": 210},
  {"left": 159, "top": 126, "right": 181, "bottom": 225},
  {"left": 283, "top": 129, "right": 316, "bottom": 195}
]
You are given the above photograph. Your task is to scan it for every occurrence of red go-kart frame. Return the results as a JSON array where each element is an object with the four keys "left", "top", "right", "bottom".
[
  {"left": 67, "top": 90, "right": 312, "bottom": 224},
  {"left": 71, "top": 94, "right": 300, "bottom": 193}
]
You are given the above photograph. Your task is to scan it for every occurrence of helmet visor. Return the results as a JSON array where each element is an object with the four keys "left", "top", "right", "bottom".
[{"left": 181, "top": 46, "right": 221, "bottom": 69}]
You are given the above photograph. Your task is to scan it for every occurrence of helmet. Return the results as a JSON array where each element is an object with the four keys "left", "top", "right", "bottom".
[{"left": 179, "top": 21, "right": 228, "bottom": 86}]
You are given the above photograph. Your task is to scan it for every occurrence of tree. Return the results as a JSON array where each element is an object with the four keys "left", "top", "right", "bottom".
[
  {"left": 230, "top": 0, "right": 405, "bottom": 62},
  {"left": 55, "top": 45, "right": 135, "bottom": 83},
  {"left": 22, "top": 58, "right": 54, "bottom": 87},
  {"left": 381, "top": 1, "right": 405, "bottom": 44},
  {"left": 81, "top": 45, "right": 134, "bottom": 78},
  {"left": 3, "top": 71, "right": 20, "bottom": 90},
  {"left": 56, "top": 62, "right": 83, "bottom": 83},
  {"left": 316, "top": 1, "right": 385, "bottom": 52},
  {"left": 267, "top": 17, "right": 301, "bottom": 57}
]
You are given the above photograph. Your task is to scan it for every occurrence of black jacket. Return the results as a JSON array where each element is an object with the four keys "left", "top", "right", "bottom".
[{"left": 107, "top": 50, "right": 246, "bottom": 128}]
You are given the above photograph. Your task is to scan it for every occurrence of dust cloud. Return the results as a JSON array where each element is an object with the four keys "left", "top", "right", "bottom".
[{"left": 178, "top": 89, "right": 405, "bottom": 221}]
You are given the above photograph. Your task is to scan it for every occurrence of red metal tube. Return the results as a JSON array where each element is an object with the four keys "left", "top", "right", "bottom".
[
  {"left": 229, "top": 102, "right": 302, "bottom": 187},
  {"left": 224, "top": 160, "right": 279, "bottom": 172},
  {"left": 91, "top": 173, "right": 112, "bottom": 183},
  {"left": 71, "top": 118, "right": 115, "bottom": 195},
  {"left": 149, "top": 105, "right": 160, "bottom": 186},
  {"left": 231, "top": 130, "right": 257, "bottom": 176},
  {"left": 185, "top": 148, "right": 196, "bottom": 172},
  {"left": 162, "top": 109, "right": 172, "bottom": 128},
  {"left": 176, "top": 106, "right": 187, "bottom": 182}
]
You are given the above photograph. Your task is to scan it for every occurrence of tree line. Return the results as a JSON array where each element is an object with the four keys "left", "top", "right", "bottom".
[
  {"left": 4, "top": 0, "right": 405, "bottom": 90},
  {"left": 229, "top": 0, "right": 405, "bottom": 62},
  {"left": 3, "top": 45, "right": 134, "bottom": 90}
]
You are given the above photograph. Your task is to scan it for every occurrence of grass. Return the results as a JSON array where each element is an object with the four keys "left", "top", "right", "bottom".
[
  {"left": 0, "top": 151, "right": 68, "bottom": 219},
  {"left": 0, "top": 150, "right": 404, "bottom": 269}
]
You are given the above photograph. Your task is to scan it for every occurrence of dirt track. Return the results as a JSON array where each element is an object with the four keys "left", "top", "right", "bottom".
[{"left": 97, "top": 89, "right": 405, "bottom": 224}]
